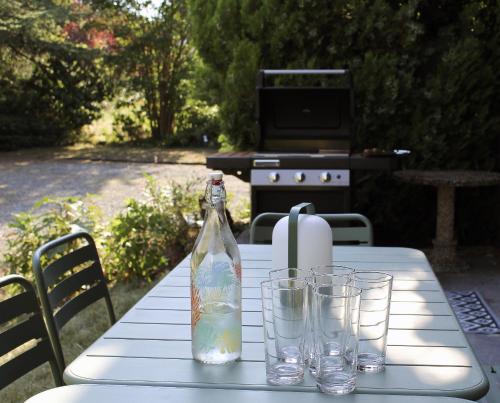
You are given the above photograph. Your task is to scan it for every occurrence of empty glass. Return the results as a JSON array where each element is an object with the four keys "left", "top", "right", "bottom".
[
  {"left": 260, "top": 278, "right": 308, "bottom": 385},
  {"left": 310, "top": 265, "right": 355, "bottom": 281},
  {"left": 305, "top": 274, "right": 352, "bottom": 376},
  {"left": 268, "top": 268, "right": 312, "bottom": 280},
  {"left": 312, "top": 284, "right": 361, "bottom": 395},
  {"left": 354, "top": 271, "right": 393, "bottom": 373}
]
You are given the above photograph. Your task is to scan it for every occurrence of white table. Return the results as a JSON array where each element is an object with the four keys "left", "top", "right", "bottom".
[
  {"left": 64, "top": 245, "right": 489, "bottom": 400},
  {"left": 25, "top": 385, "right": 476, "bottom": 403}
]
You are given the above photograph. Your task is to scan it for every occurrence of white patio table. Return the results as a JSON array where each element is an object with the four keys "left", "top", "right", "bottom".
[{"left": 63, "top": 245, "right": 489, "bottom": 401}]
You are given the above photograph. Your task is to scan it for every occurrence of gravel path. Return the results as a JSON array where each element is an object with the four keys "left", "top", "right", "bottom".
[{"left": 0, "top": 158, "right": 249, "bottom": 262}]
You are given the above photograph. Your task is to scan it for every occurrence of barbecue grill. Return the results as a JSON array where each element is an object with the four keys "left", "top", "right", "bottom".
[{"left": 207, "top": 69, "right": 403, "bottom": 219}]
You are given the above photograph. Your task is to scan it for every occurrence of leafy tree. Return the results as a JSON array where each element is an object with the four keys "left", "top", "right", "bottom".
[
  {"left": 0, "top": 0, "right": 112, "bottom": 149},
  {"left": 111, "top": 0, "right": 192, "bottom": 142}
]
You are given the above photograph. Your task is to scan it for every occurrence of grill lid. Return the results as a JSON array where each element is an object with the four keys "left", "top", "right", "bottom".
[{"left": 256, "top": 69, "right": 354, "bottom": 153}]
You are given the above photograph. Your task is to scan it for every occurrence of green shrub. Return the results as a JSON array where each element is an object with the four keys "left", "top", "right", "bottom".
[
  {"left": 111, "top": 95, "right": 150, "bottom": 143},
  {"left": 230, "top": 196, "right": 251, "bottom": 224},
  {"left": 167, "top": 99, "right": 220, "bottom": 147},
  {"left": 4, "top": 197, "right": 102, "bottom": 280},
  {"left": 103, "top": 176, "right": 202, "bottom": 281}
]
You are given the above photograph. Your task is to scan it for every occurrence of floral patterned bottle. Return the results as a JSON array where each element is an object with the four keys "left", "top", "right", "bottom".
[{"left": 190, "top": 172, "right": 242, "bottom": 364}]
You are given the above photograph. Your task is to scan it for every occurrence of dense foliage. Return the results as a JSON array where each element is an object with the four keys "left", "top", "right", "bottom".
[
  {"left": 3, "top": 177, "right": 202, "bottom": 282},
  {"left": 187, "top": 0, "right": 500, "bottom": 244},
  {"left": 188, "top": 0, "right": 500, "bottom": 170},
  {"left": 0, "top": 0, "right": 111, "bottom": 149},
  {"left": 104, "top": 176, "right": 201, "bottom": 280},
  {"left": 4, "top": 196, "right": 103, "bottom": 278},
  {"left": 110, "top": 0, "right": 193, "bottom": 142}
]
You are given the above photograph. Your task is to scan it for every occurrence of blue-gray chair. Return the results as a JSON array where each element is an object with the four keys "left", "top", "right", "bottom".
[{"left": 250, "top": 213, "right": 373, "bottom": 245}]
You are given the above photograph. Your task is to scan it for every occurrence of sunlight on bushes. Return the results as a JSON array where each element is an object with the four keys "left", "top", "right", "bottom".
[
  {"left": 103, "top": 175, "right": 202, "bottom": 281},
  {"left": 3, "top": 176, "right": 210, "bottom": 283},
  {"left": 4, "top": 196, "right": 103, "bottom": 281}
]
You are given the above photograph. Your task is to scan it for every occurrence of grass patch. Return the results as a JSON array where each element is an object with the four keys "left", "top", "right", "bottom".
[{"left": 0, "top": 278, "right": 156, "bottom": 402}]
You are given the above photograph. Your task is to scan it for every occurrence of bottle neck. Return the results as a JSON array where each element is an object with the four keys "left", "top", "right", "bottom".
[{"left": 205, "top": 179, "right": 226, "bottom": 210}]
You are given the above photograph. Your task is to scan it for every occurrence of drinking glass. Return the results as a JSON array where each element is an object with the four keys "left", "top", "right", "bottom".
[
  {"left": 268, "top": 268, "right": 314, "bottom": 368},
  {"left": 313, "top": 284, "right": 361, "bottom": 395},
  {"left": 310, "top": 265, "right": 355, "bottom": 281},
  {"left": 260, "top": 278, "right": 308, "bottom": 385},
  {"left": 305, "top": 273, "right": 352, "bottom": 376},
  {"left": 354, "top": 271, "right": 393, "bottom": 373},
  {"left": 269, "top": 268, "right": 312, "bottom": 280}
]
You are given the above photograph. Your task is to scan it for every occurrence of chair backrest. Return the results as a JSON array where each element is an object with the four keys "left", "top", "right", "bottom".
[
  {"left": 250, "top": 213, "right": 373, "bottom": 245},
  {"left": 32, "top": 231, "right": 116, "bottom": 371},
  {"left": 0, "top": 274, "right": 63, "bottom": 390}
]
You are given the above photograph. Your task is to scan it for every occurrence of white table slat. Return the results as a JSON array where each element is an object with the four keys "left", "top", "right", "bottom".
[
  {"left": 64, "top": 246, "right": 489, "bottom": 401},
  {"left": 161, "top": 275, "right": 441, "bottom": 290},
  {"left": 136, "top": 291, "right": 446, "bottom": 311},
  {"left": 148, "top": 285, "right": 446, "bottom": 302},
  {"left": 25, "top": 385, "right": 475, "bottom": 403},
  {"left": 123, "top": 303, "right": 459, "bottom": 333},
  {"left": 125, "top": 299, "right": 452, "bottom": 316},
  {"left": 170, "top": 268, "right": 438, "bottom": 281},
  {"left": 103, "top": 323, "right": 468, "bottom": 348},
  {"left": 122, "top": 309, "right": 459, "bottom": 330},
  {"left": 88, "top": 337, "right": 472, "bottom": 367},
  {"left": 389, "top": 301, "right": 450, "bottom": 315},
  {"left": 121, "top": 309, "right": 263, "bottom": 326}
]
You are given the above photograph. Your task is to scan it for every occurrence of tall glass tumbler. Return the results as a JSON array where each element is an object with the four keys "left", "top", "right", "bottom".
[
  {"left": 269, "top": 268, "right": 312, "bottom": 280},
  {"left": 308, "top": 266, "right": 354, "bottom": 362},
  {"left": 306, "top": 274, "right": 352, "bottom": 376},
  {"left": 354, "top": 271, "right": 393, "bottom": 373},
  {"left": 269, "top": 268, "right": 314, "bottom": 365},
  {"left": 260, "top": 279, "right": 308, "bottom": 385},
  {"left": 313, "top": 284, "right": 361, "bottom": 395},
  {"left": 311, "top": 265, "right": 355, "bottom": 281}
]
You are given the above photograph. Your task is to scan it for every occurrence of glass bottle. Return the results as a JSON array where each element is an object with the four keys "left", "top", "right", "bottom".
[{"left": 190, "top": 172, "right": 242, "bottom": 364}]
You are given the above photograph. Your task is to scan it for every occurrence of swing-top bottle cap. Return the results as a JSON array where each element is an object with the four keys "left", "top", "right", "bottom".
[{"left": 208, "top": 171, "right": 223, "bottom": 181}]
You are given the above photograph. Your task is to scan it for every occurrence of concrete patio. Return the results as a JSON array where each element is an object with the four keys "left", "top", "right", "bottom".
[{"left": 436, "top": 247, "right": 500, "bottom": 402}]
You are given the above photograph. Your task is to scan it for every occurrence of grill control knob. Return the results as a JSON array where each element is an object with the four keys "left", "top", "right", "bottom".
[
  {"left": 269, "top": 172, "right": 280, "bottom": 183},
  {"left": 320, "top": 172, "right": 332, "bottom": 183},
  {"left": 294, "top": 172, "right": 306, "bottom": 183}
]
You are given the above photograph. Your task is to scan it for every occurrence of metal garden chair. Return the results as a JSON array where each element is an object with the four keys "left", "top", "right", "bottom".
[
  {"left": 32, "top": 231, "right": 116, "bottom": 372},
  {"left": 250, "top": 212, "right": 373, "bottom": 245},
  {"left": 0, "top": 274, "right": 63, "bottom": 390}
]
